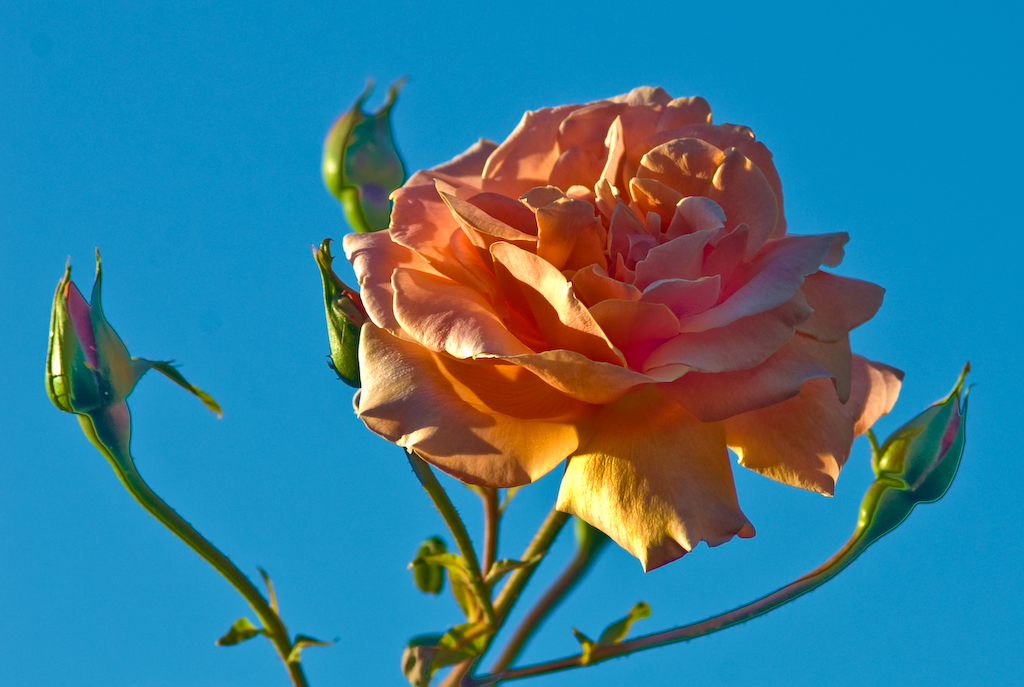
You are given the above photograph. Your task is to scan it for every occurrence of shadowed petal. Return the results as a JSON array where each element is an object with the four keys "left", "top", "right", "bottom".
[
  {"left": 391, "top": 268, "right": 533, "bottom": 359},
  {"left": 724, "top": 355, "right": 903, "bottom": 494},
  {"left": 357, "top": 326, "right": 590, "bottom": 487},
  {"left": 482, "top": 104, "right": 582, "bottom": 198},
  {"left": 497, "top": 349, "right": 653, "bottom": 404},
  {"left": 706, "top": 147, "right": 779, "bottom": 253},
  {"left": 644, "top": 293, "right": 812, "bottom": 374},
  {"left": 344, "top": 231, "right": 441, "bottom": 333},
  {"left": 589, "top": 299, "right": 679, "bottom": 370},
  {"left": 680, "top": 233, "right": 844, "bottom": 333},
  {"left": 666, "top": 333, "right": 851, "bottom": 421},
  {"left": 490, "top": 242, "right": 623, "bottom": 365},
  {"left": 798, "top": 271, "right": 885, "bottom": 342},
  {"left": 557, "top": 386, "right": 754, "bottom": 572}
]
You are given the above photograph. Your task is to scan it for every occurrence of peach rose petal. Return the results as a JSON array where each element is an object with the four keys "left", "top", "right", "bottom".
[
  {"left": 680, "top": 233, "right": 845, "bottom": 333},
  {"left": 344, "top": 230, "right": 440, "bottom": 334},
  {"left": 357, "top": 325, "right": 589, "bottom": 488},
  {"left": 850, "top": 355, "right": 904, "bottom": 435},
  {"left": 556, "top": 386, "right": 754, "bottom": 572},
  {"left": 391, "top": 268, "right": 533, "bottom": 359},
  {"left": 629, "top": 177, "right": 684, "bottom": 220},
  {"left": 640, "top": 275, "right": 722, "bottom": 318},
  {"left": 437, "top": 187, "right": 538, "bottom": 251},
  {"left": 702, "top": 225, "right": 750, "bottom": 283},
  {"left": 664, "top": 196, "right": 726, "bottom": 240},
  {"left": 482, "top": 104, "right": 583, "bottom": 198},
  {"left": 389, "top": 171, "right": 493, "bottom": 288},
  {"left": 666, "top": 333, "right": 849, "bottom": 421},
  {"left": 571, "top": 264, "right": 642, "bottom": 307},
  {"left": 497, "top": 348, "right": 653, "bottom": 404},
  {"left": 636, "top": 138, "right": 724, "bottom": 200},
  {"left": 634, "top": 228, "right": 717, "bottom": 288},
  {"left": 724, "top": 355, "right": 903, "bottom": 495},
  {"left": 535, "top": 196, "right": 607, "bottom": 272},
  {"left": 557, "top": 101, "right": 629, "bottom": 152},
  {"left": 490, "top": 242, "right": 624, "bottom": 365},
  {"left": 548, "top": 145, "right": 606, "bottom": 192},
  {"left": 636, "top": 123, "right": 786, "bottom": 237},
  {"left": 656, "top": 96, "right": 713, "bottom": 131},
  {"left": 798, "top": 271, "right": 886, "bottom": 342},
  {"left": 430, "top": 139, "right": 499, "bottom": 183},
  {"left": 706, "top": 148, "right": 779, "bottom": 253},
  {"left": 589, "top": 299, "right": 679, "bottom": 370},
  {"left": 643, "top": 293, "right": 813, "bottom": 374}
]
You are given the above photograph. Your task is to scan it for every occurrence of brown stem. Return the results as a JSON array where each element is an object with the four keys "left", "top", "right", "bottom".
[
  {"left": 490, "top": 532, "right": 606, "bottom": 672},
  {"left": 479, "top": 488, "right": 500, "bottom": 575}
]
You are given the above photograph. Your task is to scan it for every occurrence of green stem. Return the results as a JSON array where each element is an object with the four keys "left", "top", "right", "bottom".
[
  {"left": 479, "top": 488, "right": 500, "bottom": 576},
  {"left": 490, "top": 529, "right": 608, "bottom": 672},
  {"left": 464, "top": 529, "right": 870, "bottom": 686},
  {"left": 120, "top": 466, "right": 309, "bottom": 687},
  {"left": 406, "top": 451, "right": 496, "bottom": 628},
  {"left": 78, "top": 413, "right": 307, "bottom": 687},
  {"left": 493, "top": 508, "right": 570, "bottom": 623}
]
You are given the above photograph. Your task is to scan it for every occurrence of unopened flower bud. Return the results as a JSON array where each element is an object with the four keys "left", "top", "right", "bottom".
[
  {"left": 46, "top": 252, "right": 221, "bottom": 466},
  {"left": 322, "top": 79, "right": 406, "bottom": 233},
  {"left": 314, "top": 239, "right": 366, "bottom": 387},
  {"left": 856, "top": 364, "right": 969, "bottom": 546}
]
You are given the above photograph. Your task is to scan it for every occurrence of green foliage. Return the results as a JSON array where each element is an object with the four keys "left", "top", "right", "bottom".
[
  {"left": 314, "top": 239, "right": 365, "bottom": 387},
  {"left": 412, "top": 536, "right": 448, "bottom": 595},
  {"left": 286, "top": 634, "right": 336, "bottom": 664},
  {"left": 573, "top": 601, "right": 651, "bottom": 666},
  {"left": 215, "top": 617, "right": 264, "bottom": 646}
]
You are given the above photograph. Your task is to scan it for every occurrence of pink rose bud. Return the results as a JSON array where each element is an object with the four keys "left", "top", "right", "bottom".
[
  {"left": 856, "top": 364, "right": 969, "bottom": 547},
  {"left": 322, "top": 79, "right": 407, "bottom": 233},
  {"left": 46, "top": 252, "right": 220, "bottom": 465}
]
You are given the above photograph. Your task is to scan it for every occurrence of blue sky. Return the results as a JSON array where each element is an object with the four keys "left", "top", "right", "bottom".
[{"left": 2, "top": 1, "right": 1021, "bottom": 685}]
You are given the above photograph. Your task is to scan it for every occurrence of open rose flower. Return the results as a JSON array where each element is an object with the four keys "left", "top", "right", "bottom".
[{"left": 345, "top": 87, "right": 903, "bottom": 571}]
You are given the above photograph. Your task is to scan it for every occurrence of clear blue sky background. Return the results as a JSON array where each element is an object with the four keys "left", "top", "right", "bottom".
[{"left": 2, "top": 2, "right": 1021, "bottom": 685}]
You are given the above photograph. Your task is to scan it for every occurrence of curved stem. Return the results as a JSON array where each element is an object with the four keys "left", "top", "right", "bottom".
[
  {"left": 478, "top": 488, "right": 500, "bottom": 575},
  {"left": 406, "top": 451, "right": 496, "bottom": 628},
  {"left": 493, "top": 508, "right": 570, "bottom": 623},
  {"left": 120, "top": 467, "right": 308, "bottom": 687},
  {"left": 77, "top": 413, "right": 307, "bottom": 687},
  {"left": 464, "top": 529, "right": 870, "bottom": 686},
  {"left": 491, "top": 531, "right": 606, "bottom": 672}
]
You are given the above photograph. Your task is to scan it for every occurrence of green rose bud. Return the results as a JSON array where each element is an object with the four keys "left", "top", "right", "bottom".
[
  {"left": 46, "top": 252, "right": 221, "bottom": 469},
  {"left": 856, "top": 364, "right": 969, "bottom": 547},
  {"left": 322, "top": 79, "right": 407, "bottom": 233},
  {"left": 314, "top": 239, "right": 366, "bottom": 387}
]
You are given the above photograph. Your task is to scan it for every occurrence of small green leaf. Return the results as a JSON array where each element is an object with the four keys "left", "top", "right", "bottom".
[
  {"left": 286, "top": 634, "right": 336, "bottom": 664},
  {"left": 572, "top": 627, "right": 596, "bottom": 665},
  {"left": 257, "top": 566, "right": 278, "bottom": 613},
  {"left": 215, "top": 617, "right": 264, "bottom": 646},
  {"left": 484, "top": 555, "right": 542, "bottom": 586},
  {"left": 571, "top": 601, "right": 651, "bottom": 666},
  {"left": 597, "top": 601, "right": 650, "bottom": 647},
  {"left": 411, "top": 536, "right": 447, "bottom": 595},
  {"left": 431, "top": 620, "right": 493, "bottom": 671}
]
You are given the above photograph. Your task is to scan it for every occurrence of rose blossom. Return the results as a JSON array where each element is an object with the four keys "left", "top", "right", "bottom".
[{"left": 344, "top": 87, "right": 902, "bottom": 571}]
